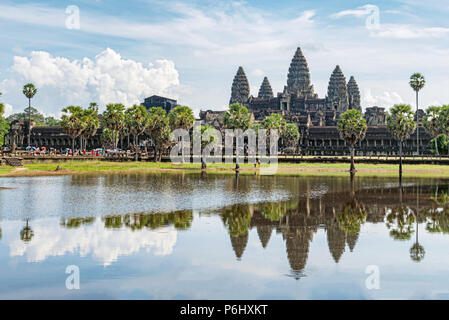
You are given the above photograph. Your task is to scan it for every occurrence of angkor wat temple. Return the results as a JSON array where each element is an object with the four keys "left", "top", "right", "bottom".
[
  {"left": 199, "top": 47, "right": 432, "bottom": 155},
  {"left": 4, "top": 47, "right": 432, "bottom": 155}
]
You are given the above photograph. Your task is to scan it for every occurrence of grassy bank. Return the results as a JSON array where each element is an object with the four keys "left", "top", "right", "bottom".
[{"left": 0, "top": 160, "right": 449, "bottom": 178}]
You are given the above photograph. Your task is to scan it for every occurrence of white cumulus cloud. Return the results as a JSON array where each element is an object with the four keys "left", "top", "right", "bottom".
[
  {"left": 362, "top": 89, "right": 404, "bottom": 109},
  {"left": 9, "top": 48, "right": 180, "bottom": 111}
]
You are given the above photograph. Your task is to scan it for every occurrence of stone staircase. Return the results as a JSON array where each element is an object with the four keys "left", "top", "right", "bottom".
[{"left": 4, "top": 157, "right": 23, "bottom": 167}]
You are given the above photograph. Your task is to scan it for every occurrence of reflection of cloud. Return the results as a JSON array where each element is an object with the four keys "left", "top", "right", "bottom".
[{"left": 9, "top": 219, "right": 177, "bottom": 266}]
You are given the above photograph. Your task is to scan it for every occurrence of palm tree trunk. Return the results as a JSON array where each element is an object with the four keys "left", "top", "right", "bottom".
[
  {"left": 134, "top": 136, "right": 138, "bottom": 161},
  {"left": 399, "top": 141, "right": 403, "bottom": 180},
  {"left": 235, "top": 138, "right": 239, "bottom": 170},
  {"left": 181, "top": 139, "right": 185, "bottom": 163},
  {"left": 72, "top": 137, "right": 75, "bottom": 155},
  {"left": 435, "top": 136, "right": 439, "bottom": 155},
  {"left": 416, "top": 91, "right": 419, "bottom": 155},
  {"left": 350, "top": 144, "right": 355, "bottom": 173},
  {"left": 27, "top": 98, "right": 31, "bottom": 147}
]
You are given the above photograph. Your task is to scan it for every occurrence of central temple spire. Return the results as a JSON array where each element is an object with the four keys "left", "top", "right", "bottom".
[{"left": 287, "top": 47, "right": 313, "bottom": 97}]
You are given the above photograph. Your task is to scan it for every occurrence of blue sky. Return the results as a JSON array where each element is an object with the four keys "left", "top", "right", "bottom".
[{"left": 1, "top": 0, "right": 449, "bottom": 117}]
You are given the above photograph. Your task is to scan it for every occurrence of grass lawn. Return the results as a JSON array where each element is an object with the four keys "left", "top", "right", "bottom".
[{"left": 0, "top": 160, "right": 447, "bottom": 178}]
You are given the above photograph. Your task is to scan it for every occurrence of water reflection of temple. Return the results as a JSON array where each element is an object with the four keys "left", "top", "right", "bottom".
[
  {"left": 16, "top": 180, "right": 449, "bottom": 274},
  {"left": 219, "top": 182, "right": 449, "bottom": 276}
]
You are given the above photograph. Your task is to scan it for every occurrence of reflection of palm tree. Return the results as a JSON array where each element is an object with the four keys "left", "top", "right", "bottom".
[
  {"left": 221, "top": 204, "right": 252, "bottom": 237},
  {"left": 386, "top": 206, "right": 415, "bottom": 241},
  {"left": 336, "top": 174, "right": 366, "bottom": 252},
  {"left": 20, "top": 219, "right": 34, "bottom": 243},
  {"left": 410, "top": 184, "right": 425, "bottom": 262},
  {"left": 104, "top": 216, "right": 123, "bottom": 229},
  {"left": 262, "top": 202, "right": 287, "bottom": 222},
  {"left": 123, "top": 211, "right": 194, "bottom": 231},
  {"left": 425, "top": 207, "right": 449, "bottom": 234},
  {"left": 222, "top": 204, "right": 252, "bottom": 260},
  {"left": 410, "top": 218, "right": 425, "bottom": 262},
  {"left": 386, "top": 181, "right": 415, "bottom": 241},
  {"left": 337, "top": 200, "right": 366, "bottom": 235},
  {"left": 61, "top": 217, "right": 95, "bottom": 229}
]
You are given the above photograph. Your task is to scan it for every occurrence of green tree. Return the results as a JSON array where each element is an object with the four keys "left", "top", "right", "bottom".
[
  {"left": 168, "top": 106, "right": 195, "bottom": 163},
  {"left": 6, "top": 107, "right": 45, "bottom": 125},
  {"left": 386, "top": 104, "right": 417, "bottom": 179},
  {"left": 262, "top": 113, "right": 287, "bottom": 134},
  {"left": 125, "top": 105, "right": 150, "bottom": 161},
  {"left": 409, "top": 73, "right": 425, "bottom": 154},
  {"left": 422, "top": 106, "right": 441, "bottom": 155},
  {"left": 44, "top": 116, "right": 60, "bottom": 127},
  {"left": 61, "top": 105, "right": 85, "bottom": 152},
  {"left": 80, "top": 103, "right": 100, "bottom": 151},
  {"left": 146, "top": 107, "right": 172, "bottom": 162},
  {"left": 101, "top": 128, "right": 115, "bottom": 149},
  {"left": 102, "top": 103, "right": 125, "bottom": 150},
  {"left": 0, "top": 92, "right": 9, "bottom": 146},
  {"left": 22, "top": 83, "right": 38, "bottom": 146},
  {"left": 282, "top": 123, "right": 300, "bottom": 154},
  {"left": 337, "top": 109, "right": 367, "bottom": 173},
  {"left": 0, "top": 92, "right": 4, "bottom": 116},
  {"left": 192, "top": 124, "right": 219, "bottom": 169},
  {"left": 439, "top": 105, "right": 449, "bottom": 155},
  {"left": 430, "top": 134, "right": 448, "bottom": 155},
  {"left": 223, "top": 103, "right": 252, "bottom": 169}
]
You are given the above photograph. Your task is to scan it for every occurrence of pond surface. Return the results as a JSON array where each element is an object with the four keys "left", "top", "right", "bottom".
[{"left": 1, "top": 172, "right": 449, "bottom": 299}]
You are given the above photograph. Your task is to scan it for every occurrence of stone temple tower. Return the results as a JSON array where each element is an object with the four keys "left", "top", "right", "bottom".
[
  {"left": 258, "top": 77, "right": 274, "bottom": 99},
  {"left": 347, "top": 76, "right": 361, "bottom": 111},
  {"left": 230, "top": 66, "right": 250, "bottom": 105},
  {"left": 287, "top": 47, "right": 315, "bottom": 98},
  {"left": 327, "top": 65, "right": 349, "bottom": 113}
]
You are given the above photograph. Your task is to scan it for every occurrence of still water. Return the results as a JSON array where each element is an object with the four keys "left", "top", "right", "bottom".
[{"left": 1, "top": 172, "right": 449, "bottom": 299}]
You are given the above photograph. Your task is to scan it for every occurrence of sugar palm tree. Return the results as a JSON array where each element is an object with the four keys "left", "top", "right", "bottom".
[
  {"left": 223, "top": 103, "right": 252, "bottom": 170},
  {"left": 282, "top": 123, "right": 300, "bottom": 154},
  {"left": 386, "top": 104, "right": 417, "bottom": 179},
  {"left": 80, "top": 103, "right": 100, "bottom": 151},
  {"left": 422, "top": 106, "right": 441, "bottom": 155},
  {"left": 168, "top": 106, "right": 195, "bottom": 163},
  {"left": 22, "top": 83, "right": 37, "bottom": 146},
  {"left": 337, "top": 109, "right": 367, "bottom": 174},
  {"left": 146, "top": 107, "right": 171, "bottom": 162},
  {"left": 409, "top": 73, "right": 425, "bottom": 154},
  {"left": 439, "top": 105, "right": 449, "bottom": 156},
  {"left": 102, "top": 103, "right": 125, "bottom": 150},
  {"left": 125, "top": 105, "right": 150, "bottom": 161},
  {"left": 262, "top": 113, "right": 287, "bottom": 134},
  {"left": 61, "top": 105, "right": 85, "bottom": 153}
]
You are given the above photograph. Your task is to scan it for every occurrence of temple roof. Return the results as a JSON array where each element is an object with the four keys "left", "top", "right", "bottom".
[
  {"left": 347, "top": 76, "right": 361, "bottom": 111},
  {"left": 230, "top": 66, "right": 250, "bottom": 105},
  {"left": 287, "top": 47, "right": 312, "bottom": 96},
  {"left": 327, "top": 65, "right": 349, "bottom": 113},
  {"left": 258, "top": 77, "right": 274, "bottom": 99}
]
